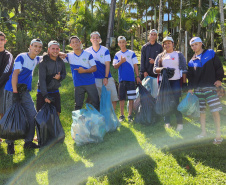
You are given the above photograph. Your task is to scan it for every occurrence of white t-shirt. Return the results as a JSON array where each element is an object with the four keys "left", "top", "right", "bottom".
[
  {"left": 160, "top": 51, "right": 180, "bottom": 81},
  {"left": 65, "top": 50, "right": 96, "bottom": 87},
  {"left": 85, "top": 45, "right": 112, "bottom": 79},
  {"left": 113, "top": 50, "right": 138, "bottom": 82}
]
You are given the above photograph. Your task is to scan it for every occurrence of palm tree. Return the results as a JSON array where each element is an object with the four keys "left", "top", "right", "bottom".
[
  {"left": 219, "top": 0, "right": 226, "bottom": 59},
  {"left": 158, "top": 0, "right": 163, "bottom": 42}
]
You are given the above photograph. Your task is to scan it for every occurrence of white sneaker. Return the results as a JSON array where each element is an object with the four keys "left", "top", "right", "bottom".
[
  {"left": 176, "top": 124, "right": 183, "bottom": 131},
  {"left": 165, "top": 123, "right": 171, "bottom": 129}
]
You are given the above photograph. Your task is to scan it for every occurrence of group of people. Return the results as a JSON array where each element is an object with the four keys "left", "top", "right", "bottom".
[{"left": 0, "top": 27, "right": 224, "bottom": 155}]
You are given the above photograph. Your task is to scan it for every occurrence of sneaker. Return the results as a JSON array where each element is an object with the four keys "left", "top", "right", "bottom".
[
  {"left": 176, "top": 124, "right": 183, "bottom": 131},
  {"left": 119, "top": 115, "right": 125, "bottom": 122},
  {"left": 24, "top": 141, "right": 40, "bottom": 149},
  {"left": 7, "top": 143, "right": 15, "bottom": 155},
  {"left": 128, "top": 115, "right": 133, "bottom": 122}
]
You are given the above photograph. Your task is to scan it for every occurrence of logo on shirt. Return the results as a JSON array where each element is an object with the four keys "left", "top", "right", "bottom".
[
  {"left": 100, "top": 54, "right": 103, "bottom": 58},
  {"left": 127, "top": 55, "right": 130, "bottom": 58},
  {"left": 172, "top": 57, "right": 175, "bottom": 60},
  {"left": 82, "top": 58, "right": 87, "bottom": 62}
]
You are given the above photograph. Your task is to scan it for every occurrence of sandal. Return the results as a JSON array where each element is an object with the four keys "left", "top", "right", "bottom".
[{"left": 213, "top": 138, "right": 223, "bottom": 145}]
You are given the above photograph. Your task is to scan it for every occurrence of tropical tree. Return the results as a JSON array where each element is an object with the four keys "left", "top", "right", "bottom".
[{"left": 219, "top": 0, "right": 226, "bottom": 59}]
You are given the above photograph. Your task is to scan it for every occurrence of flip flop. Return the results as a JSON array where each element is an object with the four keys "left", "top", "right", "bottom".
[{"left": 213, "top": 138, "right": 223, "bottom": 145}]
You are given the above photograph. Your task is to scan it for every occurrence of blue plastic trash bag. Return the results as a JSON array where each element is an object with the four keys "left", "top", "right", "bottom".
[
  {"left": 142, "top": 76, "right": 158, "bottom": 98},
  {"left": 0, "top": 102, "right": 29, "bottom": 140},
  {"left": 135, "top": 84, "right": 157, "bottom": 125},
  {"left": 71, "top": 103, "right": 106, "bottom": 146},
  {"left": 100, "top": 85, "right": 120, "bottom": 132},
  {"left": 177, "top": 93, "right": 200, "bottom": 117},
  {"left": 35, "top": 103, "right": 65, "bottom": 147}
]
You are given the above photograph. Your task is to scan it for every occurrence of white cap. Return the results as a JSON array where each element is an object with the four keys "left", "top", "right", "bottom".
[
  {"left": 118, "top": 36, "right": 126, "bottom": 42},
  {"left": 90, "top": 31, "right": 101, "bottom": 37},
  {"left": 163, "top": 36, "right": 174, "bottom": 43},
  {"left": 30, "top": 39, "right": 43, "bottom": 46},
  {"left": 190, "top": 37, "right": 203, "bottom": 45},
  {"left": 149, "top": 29, "right": 158, "bottom": 34},
  {"left": 48, "top": 40, "right": 60, "bottom": 48}
]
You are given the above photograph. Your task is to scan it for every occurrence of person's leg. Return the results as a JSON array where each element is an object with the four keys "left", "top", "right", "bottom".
[
  {"left": 118, "top": 81, "right": 126, "bottom": 119},
  {"left": 126, "top": 81, "right": 136, "bottom": 122},
  {"left": 106, "top": 77, "right": 119, "bottom": 111},
  {"left": 120, "top": 100, "right": 125, "bottom": 117},
  {"left": 212, "top": 111, "right": 221, "bottom": 139},
  {"left": 85, "top": 84, "right": 100, "bottom": 111},
  {"left": 74, "top": 86, "right": 86, "bottom": 110},
  {"left": 21, "top": 91, "right": 39, "bottom": 148},
  {"left": 95, "top": 78, "right": 103, "bottom": 99},
  {"left": 199, "top": 113, "right": 207, "bottom": 136},
  {"left": 36, "top": 92, "right": 46, "bottom": 112}
]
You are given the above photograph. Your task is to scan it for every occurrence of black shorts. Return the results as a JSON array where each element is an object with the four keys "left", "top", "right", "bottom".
[
  {"left": 118, "top": 81, "right": 136, "bottom": 101},
  {"left": 36, "top": 92, "right": 61, "bottom": 113}
]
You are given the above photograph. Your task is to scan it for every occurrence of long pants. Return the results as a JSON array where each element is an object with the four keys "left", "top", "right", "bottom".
[
  {"left": 74, "top": 84, "right": 100, "bottom": 111},
  {"left": 4, "top": 90, "right": 37, "bottom": 144}
]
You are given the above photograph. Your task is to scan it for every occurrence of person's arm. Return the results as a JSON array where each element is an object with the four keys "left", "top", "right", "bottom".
[
  {"left": 39, "top": 61, "right": 48, "bottom": 98},
  {"left": 103, "top": 61, "right": 110, "bottom": 86},
  {"left": 134, "top": 64, "right": 141, "bottom": 84},
  {"left": 59, "top": 61, "right": 66, "bottom": 81},
  {"left": 153, "top": 54, "right": 164, "bottom": 74},
  {"left": 213, "top": 53, "right": 224, "bottom": 87},
  {"left": 75, "top": 66, "right": 97, "bottom": 73},
  {"left": 0, "top": 53, "right": 14, "bottom": 88},
  {"left": 11, "top": 69, "right": 20, "bottom": 93},
  {"left": 114, "top": 56, "right": 126, "bottom": 69}
]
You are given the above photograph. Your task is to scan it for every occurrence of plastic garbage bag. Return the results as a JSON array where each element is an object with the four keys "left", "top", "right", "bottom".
[
  {"left": 135, "top": 84, "right": 156, "bottom": 125},
  {"left": 142, "top": 76, "right": 158, "bottom": 98},
  {"left": 35, "top": 103, "right": 65, "bottom": 147},
  {"left": 100, "top": 86, "right": 120, "bottom": 132},
  {"left": 177, "top": 93, "right": 200, "bottom": 117},
  {"left": 155, "top": 70, "right": 176, "bottom": 116},
  {"left": 0, "top": 102, "right": 29, "bottom": 140},
  {"left": 71, "top": 103, "right": 106, "bottom": 146}
]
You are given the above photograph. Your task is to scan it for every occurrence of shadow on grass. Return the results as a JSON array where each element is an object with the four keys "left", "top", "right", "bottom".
[{"left": 75, "top": 125, "right": 162, "bottom": 184}]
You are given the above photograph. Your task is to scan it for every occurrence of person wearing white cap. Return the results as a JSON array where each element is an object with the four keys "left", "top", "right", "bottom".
[
  {"left": 140, "top": 29, "right": 163, "bottom": 80},
  {"left": 187, "top": 37, "right": 224, "bottom": 144},
  {"left": 36, "top": 40, "right": 66, "bottom": 117},
  {"left": 85, "top": 31, "right": 118, "bottom": 110},
  {"left": 153, "top": 36, "right": 187, "bottom": 131},
  {"left": 113, "top": 36, "right": 141, "bottom": 122},
  {"left": 4, "top": 38, "right": 43, "bottom": 154}
]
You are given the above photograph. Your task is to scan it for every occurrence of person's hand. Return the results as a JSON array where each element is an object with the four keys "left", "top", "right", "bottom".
[
  {"left": 13, "top": 92, "right": 21, "bottom": 103},
  {"left": 136, "top": 76, "right": 142, "bottom": 84},
  {"left": 103, "top": 78, "right": 108, "bottom": 86},
  {"left": 120, "top": 56, "right": 126, "bottom": 63},
  {"left": 188, "top": 89, "right": 193, "bottom": 95},
  {"left": 53, "top": 72, "right": 61, "bottom": 80},
  {"left": 144, "top": 72, "right": 148, "bottom": 78},
  {"left": 149, "top": 58, "right": 154, "bottom": 64},
  {"left": 214, "top": 80, "right": 222, "bottom": 87},
  {"left": 160, "top": 68, "right": 167, "bottom": 75},
  {"left": 45, "top": 98, "right": 51, "bottom": 103},
  {"left": 74, "top": 67, "right": 86, "bottom": 73},
  {"left": 58, "top": 52, "right": 67, "bottom": 59}
]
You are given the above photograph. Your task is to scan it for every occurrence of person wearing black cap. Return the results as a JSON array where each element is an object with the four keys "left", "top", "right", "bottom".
[
  {"left": 4, "top": 38, "right": 43, "bottom": 154},
  {"left": 187, "top": 37, "right": 224, "bottom": 144},
  {"left": 140, "top": 29, "right": 163, "bottom": 80},
  {"left": 36, "top": 40, "right": 66, "bottom": 116}
]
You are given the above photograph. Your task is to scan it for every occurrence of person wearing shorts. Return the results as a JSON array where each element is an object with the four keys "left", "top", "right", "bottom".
[
  {"left": 36, "top": 40, "right": 66, "bottom": 115},
  {"left": 85, "top": 31, "right": 118, "bottom": 110},
  {"left": 187, "top": 37, "right": 224, "bottom": 144},
  {"left": 113, "top": 36, "right": 141, "bottom": 122}
]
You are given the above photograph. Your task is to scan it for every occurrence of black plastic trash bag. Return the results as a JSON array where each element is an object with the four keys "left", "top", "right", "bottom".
[
  {"left": 0, "top": 102, "right": 29, "bottom": 140},
  {"left": 155, "top": 70, "right": 176, "bottom": 116},
  {"left": 135, "top": 84, "right": 156, "bottom": 125},
  {"left": 35, "top": 103, "right": 65, "bottom": 147}
]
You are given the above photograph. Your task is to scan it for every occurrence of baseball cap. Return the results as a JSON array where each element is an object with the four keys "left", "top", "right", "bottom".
[
  {"left": 69, "top": 36, "right": 80, "bottom": 43},
  {"left": 90, "top": 31, "right": 101, "bottom": 37},
  {"left": 30, "top": 39, "right": 43, "bottom": 46},
  {"left": 149, "top": 29, "right": 158, "bottom": 34},
  {"left": 162, "top": 36, "right": 174, "bottom": 43},
  {"left": 190, "top": 37, "right": 203, "bottom": 45},
  {"left": 48, "top": 40, "right": 60, "bottom": 48},
  {"left": 118, "top": 36, "right": 126, "bottom": 42}
]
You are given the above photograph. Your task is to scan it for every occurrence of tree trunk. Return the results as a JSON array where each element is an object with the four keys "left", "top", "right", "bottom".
[
  {"left": 116, "top": 0, "right": 123, "bottom": 32},
  {"left": 209, "top": 0, "right": 214, "bottom": 50},
  {"left": 197, "top": 0, "right": 201, "bottom": 36},
  {"left": 158, "top": 0, "right": 163, "bottom": 42},
  {"left": 219, "top": 0, "right": 226, "bottom": 59},
  {"left": 106, "top": 0, "right": 116, "bottom": 48},
  {"left": 154, "top": 7, "right": 156, "bottom": 29}
]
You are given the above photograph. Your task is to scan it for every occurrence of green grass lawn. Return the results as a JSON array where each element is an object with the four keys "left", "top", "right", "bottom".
[{"left": 1, "top": 61, "right": 226, "bottom": 185}]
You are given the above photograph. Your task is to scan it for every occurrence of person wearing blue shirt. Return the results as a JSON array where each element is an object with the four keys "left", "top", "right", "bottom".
[
  {"left": 64, "top": 36, "right": 99, "bottom": 110},
  {"left": 86, "top": 31, "right": 118, "bottom": 110},
  {"left": 4, "top": 39, "right": 43, "bottom": 154},
  {"left": 113, "top": 36, "right": 141, "bottom": 122}
]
